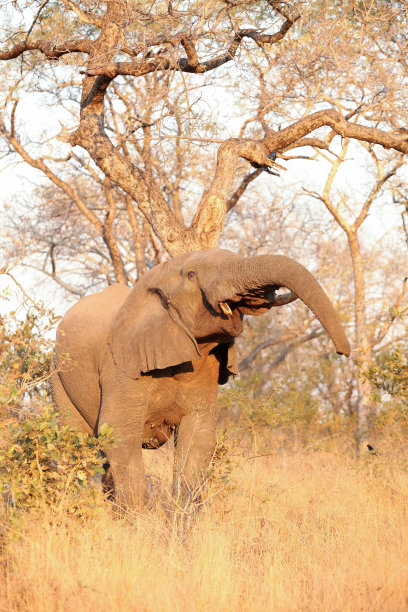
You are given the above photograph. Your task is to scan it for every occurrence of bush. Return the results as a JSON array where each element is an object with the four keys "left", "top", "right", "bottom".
[
  {"left": 218, "top": 376, "right": 327, "bottom": 450},
  {"left": 363, "top": 345, "right": 408, "bottom": 431},
  {"left": 0, "top": 309, "right": 56, "bottom": 416},
  {"left": 0, "top": 305, "right": 115, "bottom": 517},
  {"left": 364, "top": 347, "right": 408, "bottom": 402},
  {"left": 0, "top": 409, "right": 114, "bottom": 516}
]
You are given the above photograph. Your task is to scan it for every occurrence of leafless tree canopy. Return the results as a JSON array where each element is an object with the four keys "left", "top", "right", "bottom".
[{"left": 1, "top": 0, "right": 408, "bottom": 266}]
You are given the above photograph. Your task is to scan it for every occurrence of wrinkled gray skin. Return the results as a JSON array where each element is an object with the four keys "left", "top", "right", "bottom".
[{"left": 51, "top": 249, "right": 350, "bottom": 508}]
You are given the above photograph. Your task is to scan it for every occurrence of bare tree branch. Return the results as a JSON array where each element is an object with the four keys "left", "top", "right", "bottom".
[
  {"left": 61, "top": 0, "right": 103, "bottom": 27},
  {"left": 372, "top": 278, "right": 408, "bottom": 347},
  {"left": 0, "top": 117, "right": 103, "bottom": 233},
  {"left": 25, "top": 0, "right": 50, "bottom": 41},
  {"left": 79, "top": 24, "right": 300, "bottom": 79},
  {"left": 226, "top": 169, "right": 262, "bottom": 212},
  {"left": 239, "top": 328, "right": 322, "bottom": 372},
  {"left": 0, "top": 38, "right": 92, "bottom": 60}
]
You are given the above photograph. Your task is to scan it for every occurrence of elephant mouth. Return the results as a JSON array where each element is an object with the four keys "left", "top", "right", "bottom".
[
  {"left": 211, "top": 301, "right": 244, "bottom": 338},
  {"left": 218, "top": 286, "right": 298, "bottom": 317}
]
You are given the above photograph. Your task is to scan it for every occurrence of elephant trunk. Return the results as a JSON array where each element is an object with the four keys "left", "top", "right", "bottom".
[{"left": 206, "top": 254, "right": 351, "bottom": 357}]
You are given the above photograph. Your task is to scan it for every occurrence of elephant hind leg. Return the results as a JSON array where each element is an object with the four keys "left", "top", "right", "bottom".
[{"left": 50, "top": 371, "right": 93, "bottom": 435}]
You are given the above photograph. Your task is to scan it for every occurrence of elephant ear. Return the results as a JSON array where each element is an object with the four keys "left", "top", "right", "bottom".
[
  {"left": 211, "top": 341, "right": 239, "bottom": 385},
  {"left": 108, "top": 284, "right": 200, "bottom": 379}
]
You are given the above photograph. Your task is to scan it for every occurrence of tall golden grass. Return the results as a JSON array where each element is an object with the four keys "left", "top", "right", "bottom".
[{"left": 1, "top": 439, "right": 408, "bottom": 612}]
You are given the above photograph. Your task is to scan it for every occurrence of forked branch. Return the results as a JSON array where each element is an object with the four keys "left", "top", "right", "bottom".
[{"left": 192, "top": 110, "right": 408, "bottom": 246}]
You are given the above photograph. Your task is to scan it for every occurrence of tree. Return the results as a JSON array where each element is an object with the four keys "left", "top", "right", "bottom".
[{"left": 1, "top": 0, "right": 408, "bottom": 269}]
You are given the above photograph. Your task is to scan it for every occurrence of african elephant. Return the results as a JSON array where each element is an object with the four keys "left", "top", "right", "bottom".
[{"left": 51, "top": 248, "right": 350, "bottom": 508}]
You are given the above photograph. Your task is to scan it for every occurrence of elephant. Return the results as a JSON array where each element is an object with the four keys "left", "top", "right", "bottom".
[{"left": 51, "top": 248, "right": 350, "bottom": 508}]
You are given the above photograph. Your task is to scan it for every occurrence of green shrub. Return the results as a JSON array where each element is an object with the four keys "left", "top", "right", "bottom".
[
  {"left": 0, "top": 409, "right": 114, "bottom": 516},
  {"left": 364, "top": 347, "right": 408, "bottom": 402},
  {"left": 0, "top": 309, "right": 56, "bottom": 416},
  {"left": 363, "top": 345, "right": 408, "bottom": 430},
  {"left": 0, "top": 305, "right": 117, "bottom": 518},
  {"left": 218, "top": 377, "right": 325, "bottom": 447}
]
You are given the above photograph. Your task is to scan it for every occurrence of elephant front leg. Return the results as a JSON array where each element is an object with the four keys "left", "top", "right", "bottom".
[
  {"left": 173, "top": 408, "right": 216, "bottom": 506},
  {"left": 99, "top": 399, "right": 146, "bottom": 509},
  {"left": 104, "top": 434, "right": 145, "bottom": 509}
]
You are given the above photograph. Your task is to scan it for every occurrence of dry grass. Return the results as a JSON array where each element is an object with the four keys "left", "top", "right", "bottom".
[{"left": 1, "top": 440, "right": 408, "bottom": 612}]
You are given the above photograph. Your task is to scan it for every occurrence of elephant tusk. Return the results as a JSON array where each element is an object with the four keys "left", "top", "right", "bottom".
[{"left": 219, "top": 302, "right": 232, "bottom": 316}]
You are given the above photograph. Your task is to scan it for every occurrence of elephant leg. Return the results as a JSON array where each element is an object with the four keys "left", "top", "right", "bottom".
[
  {"left": 105, "top": 440, "right": 145, "bottom": 509},
  {"left": 50, "top": 371, "right": 92, "bottom": 435},
  {"left": 99, "top": 401, "right": 146, "bottom": 509},
  {"left": 173, "top": 408, "right": 216, "bottom": 505}
]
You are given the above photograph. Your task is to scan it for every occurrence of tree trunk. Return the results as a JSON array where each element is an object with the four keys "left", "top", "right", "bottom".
[{"left": 347, "top": 229, "right": 372, "bottom": 449}]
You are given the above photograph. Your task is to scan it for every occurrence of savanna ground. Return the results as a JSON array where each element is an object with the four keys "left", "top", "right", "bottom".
[{"left": 2, "top": 412, "right": 408, "bottom": 612}]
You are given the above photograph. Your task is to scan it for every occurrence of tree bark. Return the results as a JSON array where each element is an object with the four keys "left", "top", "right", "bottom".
[{"left": 346, "top": 229, "right": 372, "bottom": 446}]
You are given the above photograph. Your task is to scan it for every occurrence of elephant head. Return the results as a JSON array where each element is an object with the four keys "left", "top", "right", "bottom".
[{"left": 108, "top": 249, "right": 350, "bottom": 379}]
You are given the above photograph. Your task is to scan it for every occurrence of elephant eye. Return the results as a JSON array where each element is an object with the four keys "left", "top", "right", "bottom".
[{"left": 187, "top": 270, "right": 196, "bottom": 279}]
